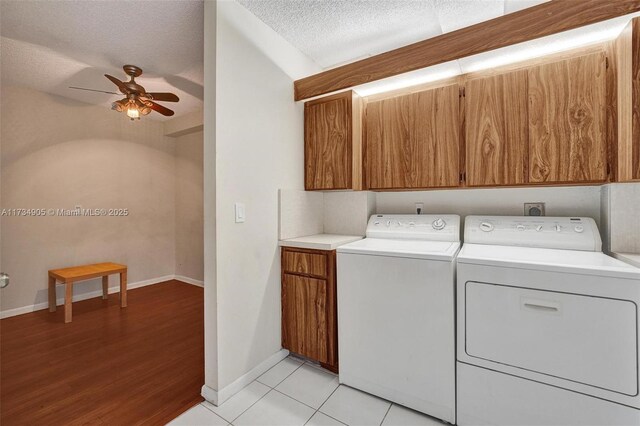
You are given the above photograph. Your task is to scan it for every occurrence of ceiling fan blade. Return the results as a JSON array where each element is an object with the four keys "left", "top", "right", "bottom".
[
  {"left": 145, "top": 92, "right": 179, "bottom": 102},
  {"left": 104, "top": 74, "right": 130, "bottom": 94},
  {"left": 148, "top": 101, "right": 174, "bottom": 116},
  {"left": 69, "top": 86, "right": 119, "bottom": 95}
]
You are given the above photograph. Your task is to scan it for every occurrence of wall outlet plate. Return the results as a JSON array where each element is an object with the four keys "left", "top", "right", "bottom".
[{"left": 524, "top": 202, "right": 545, "bottom": 216}]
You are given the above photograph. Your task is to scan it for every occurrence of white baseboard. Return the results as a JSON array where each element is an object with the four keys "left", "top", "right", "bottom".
[
  {"left": 0, "top": 274, "right": 203, "bottom": 319},
  {"left": 201, "top": 349, "right": 289, "bottom": 406},
  {"left": 174, "top": 275, "right": 204, "bottom": 287}
]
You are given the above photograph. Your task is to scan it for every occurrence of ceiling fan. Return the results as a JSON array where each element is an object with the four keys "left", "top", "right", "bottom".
[{"left": 69, "top": 65, "right": 179, "bottom": 120}]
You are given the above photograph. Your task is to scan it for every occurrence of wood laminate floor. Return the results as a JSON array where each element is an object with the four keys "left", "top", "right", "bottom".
[{"left": 1, "top": 280, "right": 204, "bottom": 425}]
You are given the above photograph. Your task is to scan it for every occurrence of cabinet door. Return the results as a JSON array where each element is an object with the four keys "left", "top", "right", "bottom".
[
  {"left": 365, "top": 84, "right": 460, "bottom": 189},
  {"left": 305, "top": 92, "right": 352, "bottom": 190},
  {"left": 282, "top": 274, "right": 328, "bottom": 363},
  {"left": 466, "top": 71, "right": 529, "bottom": 186},
  {"left": 528, "top": 52, "right": 607, "bottom": 183}
]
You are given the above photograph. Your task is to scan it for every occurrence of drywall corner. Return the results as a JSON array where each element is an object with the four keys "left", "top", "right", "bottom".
[
  {"left": 607, "top": 182, "right": 640, "bottom": 253},
  {"left": 203, "top": 0, "right": 218, "bottom": 392},
  {"left": 324, "top": 191, "right": 374, "bottom": 236},
  {"left": 278, "top": 189, "right": 324, "bottom": 240}
]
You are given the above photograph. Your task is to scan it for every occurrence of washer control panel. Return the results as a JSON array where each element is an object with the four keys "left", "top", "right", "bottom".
[
  {"left": 465, "top": 216, "right": 601, "bottom": 251},
  {"left": 366, "top": 214, "right": 460, "bottom": 242}
]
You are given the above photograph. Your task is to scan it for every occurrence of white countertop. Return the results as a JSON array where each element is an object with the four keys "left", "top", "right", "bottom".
[
  {"left": 279, "top": 234, "right": 363, "bottom": 251},
  {"left": 612, "top": 252, "right": 640, "bottom": 269}
]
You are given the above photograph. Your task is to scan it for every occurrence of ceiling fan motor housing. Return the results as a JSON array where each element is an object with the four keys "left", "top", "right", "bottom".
[{"left": 123, "top": 65, "right": 143, "bottom": 78}]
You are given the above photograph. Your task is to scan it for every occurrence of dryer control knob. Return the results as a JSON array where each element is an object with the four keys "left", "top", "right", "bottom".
[
  {"left": 432, "top": 218, "right": 446, "bottom": 230},
  {"left": 517, "top": 224, "right": 526, "bottom": 231},
  {"left": 480, "top": 222, "right": 494, "bottom": 232},
  {"left": 574, "top": 225, "right": 584, "bottom": 233}
]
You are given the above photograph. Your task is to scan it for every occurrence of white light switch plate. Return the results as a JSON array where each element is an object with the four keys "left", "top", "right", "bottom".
[{"left": 235, "top": 203, "right": 246, "bottom": 223}]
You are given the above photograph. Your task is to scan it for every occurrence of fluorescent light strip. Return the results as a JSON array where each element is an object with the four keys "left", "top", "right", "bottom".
[
  {"left": 463, "top": 26, "right": 624, "bottom": 73},
  {"left": 354, "top": 68, "right": 461, "bottom": 97},
  {"left": 351, "top": 17, "right": 633, "bottom": 98}
]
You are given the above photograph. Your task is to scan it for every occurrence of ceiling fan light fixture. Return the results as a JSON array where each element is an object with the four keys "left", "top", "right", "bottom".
[
  {"left": 88, "top": 65, "right": 179, "bottom": 119},
  {"left": 126, "top": 106, "right": 140, "bottom": 120},
  {"left": 111, "top": 102, "right": 123, "bottom": 112}
]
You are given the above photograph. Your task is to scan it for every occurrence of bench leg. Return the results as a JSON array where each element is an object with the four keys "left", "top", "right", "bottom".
[
  {"left": 65, "top": 281, "right": 73, "bottom": 323},
  {"left": 120, "top": 271, "right": 127, "bottom": 308},
  {"left": 48, "top": 276, "right": 57, "bottom": 312},
  {"left": 102, "top": 276, "right": 109, "bottom": 300}
]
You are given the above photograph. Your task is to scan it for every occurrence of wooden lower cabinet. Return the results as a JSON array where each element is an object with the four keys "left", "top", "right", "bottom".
[{"left": 281, "top": 247, "right": 338, "bottom": 372}]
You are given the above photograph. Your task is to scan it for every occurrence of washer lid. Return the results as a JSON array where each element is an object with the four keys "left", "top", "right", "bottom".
[
  {"left": 458, "top": 243, "right": 640, "bottom": 279},
  {"left": 337, "top": 238, "right": 461, "bottom": 261}
]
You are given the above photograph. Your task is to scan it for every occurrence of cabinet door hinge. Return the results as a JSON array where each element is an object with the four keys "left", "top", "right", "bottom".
[
  {"left": 605, "top": 56, "right": 609, "bottom": 69},
  {"left": 460, "top": 171, "right": 466, "bottom": 183},
  {"left": 459, "top": 87, "right": 466, "bottom": 98}
]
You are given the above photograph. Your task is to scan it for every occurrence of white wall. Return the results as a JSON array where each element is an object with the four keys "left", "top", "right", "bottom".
[
  {"left": 211, "top": 0, "right": 320, "bottom": 395},
  {"left": 0, "top": 86, "right": 176, "bottom": 312},
  {"left": 324, "top": 191, "right": 376, "bottom": 236},
  {"left": 278, "top": 190, "right": 376, "bottom": 239},
  {"left": 601, "top": 183, "right": 640, "bottom": 254},
  {"left": 376, "top": 186, "right": 603, "bottom": 226},
  {"left": 175, "top": 130, "right": 204, "bottom": 281},
  {"left": 278, "top": 186, "right": 601, "bottom": 241},
  {"left": 203, "top": 0, "right": 218, "bottom": 392}
]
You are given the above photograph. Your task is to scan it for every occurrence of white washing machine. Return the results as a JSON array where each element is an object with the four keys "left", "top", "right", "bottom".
[
  {"left": 337, "top": 214, "right": 460, "bottom": 424},
  {"left": 457, "top": 216, "right": 640, "bottom": 426}
]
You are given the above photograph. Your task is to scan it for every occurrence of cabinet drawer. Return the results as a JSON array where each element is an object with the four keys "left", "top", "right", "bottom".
[{"left": 282, "top": 249, "right": 328, "bottom": 277}]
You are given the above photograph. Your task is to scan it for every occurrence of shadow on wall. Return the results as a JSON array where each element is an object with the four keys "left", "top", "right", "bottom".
[{"left": 0, "top": 86, "right": 177, "bottom": 313}]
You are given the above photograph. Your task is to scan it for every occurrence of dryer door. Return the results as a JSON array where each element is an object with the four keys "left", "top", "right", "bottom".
[{"left": 464, "top": 281, "right": 638, "bottom": 396}]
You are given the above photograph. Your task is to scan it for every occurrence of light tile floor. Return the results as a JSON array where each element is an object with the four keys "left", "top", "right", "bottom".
[{"left": 168, "top": 355, "right": 446, "bottom": 426}]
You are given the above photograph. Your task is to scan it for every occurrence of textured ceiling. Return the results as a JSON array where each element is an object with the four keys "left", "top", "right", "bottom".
[
  {"left": 237, "top": 0, "right": 547, "bottom": 69},
  {"left": 1, "top": 0, "right": 204, "bottom": 120}
]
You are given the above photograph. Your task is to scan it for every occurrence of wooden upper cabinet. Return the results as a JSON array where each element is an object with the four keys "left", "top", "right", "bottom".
[
  {"left": 527, "top": 52, "right": 607, "bottom": 183},
  {"left": 613, "top": 18, "right": 640, "bottom": 182},
  {"left": 466, "top": 70, "right": 529, "bottom": 186},
  {"left": 365, "top": 84, "right": 460, "bottom": 189},
  {"left": 304, "top": 91, "right": 362, "bottom": 190}
]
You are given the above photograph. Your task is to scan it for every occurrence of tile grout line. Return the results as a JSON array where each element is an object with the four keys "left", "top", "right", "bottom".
[
  {"left": 198, "top": 403, "right": 231, "bottom": 423},
  {"left": 272, "top": 388, "right": 320, "bottom": 411},
  {"left": 256, "top": 362, "right": 304, "bottom": 389},
  {"left": 204, "top": 357, "right": 344, "bottom": 426},
  {"left": 270, "top": 358, "right": 306, "bottom": 388},
  {"left": 222, "top": 357, "right": 308, "bottom": 424},
  {"left": 256, "top": 356, "right": 304, "bottom": 389},
  {"left": 229, "top": 388, "right": 272, "bottom": 424},
  {"left": 317, "top": 382, "right": 342, "bottom": 413},
  {"left": 379, "top": 403, "right": 393, "bottom": 426},
  {"left": 303, "top": 382, "right": 347, "bottom": 426}
]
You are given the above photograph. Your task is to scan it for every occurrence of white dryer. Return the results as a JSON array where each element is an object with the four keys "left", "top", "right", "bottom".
[
  {"left": 457, "top": 216, "right": 640, "bottom": 426},
  {"left": 337, "top": 214, "right": 460, "bottom": 424}
]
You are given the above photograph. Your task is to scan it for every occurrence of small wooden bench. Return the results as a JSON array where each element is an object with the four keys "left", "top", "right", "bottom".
[{"left": 48, "top": 262, "right": 127, "bottom": 323}]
